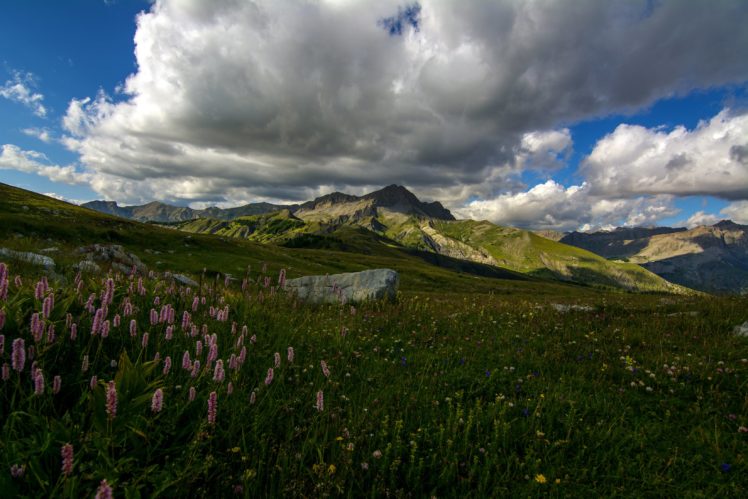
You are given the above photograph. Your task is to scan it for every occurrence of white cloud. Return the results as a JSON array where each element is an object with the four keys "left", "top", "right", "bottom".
[
  {"left": 455, "top": 180, "right": 678, "bottom": 231},
  {"left": 721, "top": 201, "right": 748, "bottom": 224},
  {"left": 22, "top": 127, "right": 53, "bottom": 143},
  {"left": 682, "top": 211, "right": 721, "bottom": 228},
  {"left": 0, "top": 144, "right": 90, "bottom": 185},
  {"left": 58, "top": 0, "right": 748, "bottom": 204},
  {"left": 0, "top": 71, "right": 47, "bottom": 117},
  {"left": 582, "top": 109, "right": 748, "bottom": 200}
]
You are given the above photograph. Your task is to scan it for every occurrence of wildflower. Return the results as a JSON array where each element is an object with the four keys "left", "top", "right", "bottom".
[
  {"left": 182, "top": 311, "right": 191, "bottom": 330},
  {"left": 739, "top": 426, "right": 748, "bottom": 434},
  {"left": 250, "top": 334, "right": 256, "bottom": 344},
  {"left": 535, "top": 474, "right": 547, "bottom": 484},
  {"left": 207, "top": 343, "right": 218, "bottom": 364},
  {"left": 14, "top": 275, "right": 22, "bottom": 288},
  {"left": 327, "top": 464, "right": 335, "bottom": 476},
  {"left": 163, "top": 356, "right": 172, "bottom": 375},
  {"left": 250, "top": 390, "right": 256, "bottom": 404},
  {"left": 82, "top": 354, "right": 89, "bottom": 372},
  {"left": 106, "top": 381, "right": 117, "bottom": 419},
  {"left": 189, "top": 386, "right": 196, "bottom": 401},
  {"left": 70, "top": 323, "right": 77, "bottom": 341},
  {"left": 10, "top": 464, "right": 25, "bottom": 478},
  {"left": 61, "top": 443, "right": 74, "bottom": 476},
  {"left": 31, "top": 313, "right": 43, "bottom": 342},
  {"left": 213, "top": 359, "right": 225, "bottom": 382},
  {"left": 151, "top": 388, "right": 164, "bottom": 413},
  {"left": 238, "top": 346, "right": 247, "bottom": 366},
  {"left": 278, "top": 268, "right": 286, "bottom": 288},
  {"left": 42, "top": 294, "right": 53, "bottom": 318},
  {"left": 182, "top": 351, "right": 192, "bottom": 370},
  {"left": 316, "top": 390, "right": 324, "bottom": 411},
  {"left": 720, "top": 463, "right": 731, "bottom": 473},
  {"left": 95, "top": 479, "right": 113, "bottom": 499},
  {"left": 207, "top": 391, "right": 217, "bottom": 425},
  {"left": 265, "top": 367, "right": 274, "bottom": 385},
  {"left": 196, "top": 340, "right": 203, "bottom": 357},
  {"left": 0, "top": 334, "right": 4, "bottom": 355},
  {"left": 361, "top": 462, "right": 369, "bottom": 470},
  {"left": 11, "top": 338, "right": 25, "bottom": 372},
  {"left": 191, "top": 360, "right": 201, "bottom": 378},
  {"left": 1, "top": 363, "right": 9, "bottom": 381},
  {"left": 274, "top": 352, "right": 281, "bottom": 368},
  {"left": 192, "top": 296, "right": 199, "bottom": 312},
  {"left": 101, "top": 320, "right": 110, "bottom": 338},
  {"left": 321, "top": 360, "right": 330, "bottom": 378},
  {"left": 47, "top": 324, "right": 56, "bottom": 343},
  {"left": 91, "top": 308, "right": 104, "bottom": 336},
  {"left": 165, "top": 325, "right": 173, "bottom": 340},
  {"left": 34, "top": 369, "right": 44, "bottom": 394},
  {"left": 90, "top": 375, "right": 97, "bottom": 390},
  {"left": 227, "top": 381, "right": 234, "bottom": 395},
  {"left": 372, "top": 450, "right": 382, "bottom": 459},
  {"left": 53, "top": 375, "right": 61, "bottom": 394},
  {"left": 142, "top": 332, "right": 149, "bottom": 349},
  {"left": 149, "top": 308, "right": 158, "bottom": 325},
  {"left": 287, "top": 346, "right": 294, "bottom": 363}
]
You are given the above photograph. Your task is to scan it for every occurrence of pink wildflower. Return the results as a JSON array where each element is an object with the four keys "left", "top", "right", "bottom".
[
  {"left": 165, "top": 325, "right": 173, "bottom": 340},
  {"left": 113, "top": 314, "right": 120, "bottom": 328},
  {"left": 162, "top": 356, "right": 172, "bottom": 375},
  {"left": 81, "top": 354, "right": 89, "bottom": 373},
  {"left": 11, "top": 338, "right": 25, "bottom": 372},
  {"left": 207, "top": 391, "right": 217, "bottom": 425},
  {"left": 189, "top": 386, "right": 196, "bottom": 401},
  {"left": 70, "top": 323, "right": 77, "bottom": 341},
  {"left": 213, "top": 360, "right": 225, "bottom": 382},
  {"left": 278, "top": 268, "right": 286, "bottom": 288},
  {"left": 207, "top": 343, "right": 218, "bottom": 364},
  {"left": 249, "top": 390, "right": 256, "bottom": 404},
  {"left": 227, "top": 381, "right": 234, "bottom": 395},
  {"left": 238, "top": 346, "right": 247, "bottom": 366},
  {"left": 287, "top": 346, "right": 294, "bottom": 363},
  {"left": 250, "top": 334, "right": 257, "bottom": 344},
  {"left": 191, "top": 360, "right": 201, "bottom": 377},
  {"left": 34, "top": 368, "right": 44, "bottom": 395},
  {"left": 53, "top": 375, "right": 61, "bottom": 394},
  {"left": 320, "top": 360, "right": 330, "bottom": 378},
  {"left": 61, "top": 443, "right": 73, "bottom": 476},
  {"left": 141, "top": 332, "right": 149, "bottom": 349},
  {"left": 182, "top": 351, "right": 191, "bottom": 370},
  {"left": 2, "top": 363, "right": 9, "bottom": 381},
  {"left": 31, "top": 313, "right": 43, "bottom": 342},
  {"left": 105, "top": 381, "right": 117, "bottom": 419},
  {"left": 149, "top": 308, "right": 158, "bottom": 325},
  {"left": 47, "top": 324, "right": 56, "bottom": 343},
  {"left": 95, "top": 479, "right": 113, "bottom": 499},
  {"left": 316, "top": 390, "right": 324, "bottom": 412},
  {"left": 91, "top": 308, "right": 104, "bottom": 336},
  {"left": 195, "top": 340, "right": 203, "bottom": 357},
  {"left": 89, "top": 375, "right": 97, "bottom": 390},
  {"left": 10, "top": 464, "right": 25, "bottom": 478},
  {"left": 265, "top": 367, "right": 274, "bottom": 385},
  {"left": 274, "top": 352, "right": 281, "bottom": 368},
  {"left": 129, "top": 319, "right": 137, "bottom": 337},
  {"left": 151, "top": 388, "right": 164, "bottom": 413},
  {"left": 101, "top": 320, "right": 110, "bottom": 338}
]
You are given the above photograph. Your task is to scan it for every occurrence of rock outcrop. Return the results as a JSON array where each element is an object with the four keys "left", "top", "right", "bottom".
[
  {"left": 76, "top": 244, "right": 146, "bottom": 274},
  {"left": 285, "top": 269, "right": 399, "bottom": 304},
  {"left": 0, "top": 248, "right": 55, "bottom": 269}
]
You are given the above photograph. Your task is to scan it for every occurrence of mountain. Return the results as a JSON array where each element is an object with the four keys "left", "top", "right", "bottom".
[
  {"left": 81, "top": 200, "right": 291, "bottom": 223},
  {"left": 562, "top": 221, "right": 748, "bottom": 293},
  {"left": 166, "top": 185, "right": 685, "bottom": 293}
]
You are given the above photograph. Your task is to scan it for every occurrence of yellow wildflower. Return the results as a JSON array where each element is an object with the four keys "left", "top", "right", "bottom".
[{"left": 535, "top": 474, "right": 547, "bottom": 484}]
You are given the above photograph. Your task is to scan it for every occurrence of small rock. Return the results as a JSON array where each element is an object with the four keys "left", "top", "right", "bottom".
[
  {"left": 551, "top": 303, "right": 594, "bottom": 313},
  {"left": 0, "top": 248, "right": 55, "bottom": 269},
  {"left": 40, "top": 247, "right": 59, "bottom": 253},
  {"left": 75, "top": 260, "right": 101, "bottom": 273},
  {"left": 173, "top": 274, "right": 199, "bottom": 287},
  {"left": 734, "top": 321, "right": 748, "bottom": 337}
]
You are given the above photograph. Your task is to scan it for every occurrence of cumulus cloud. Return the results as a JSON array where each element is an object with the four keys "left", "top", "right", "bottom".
[
  {"left": 455, "top": 180, "right": 678, "bottom": 232},
  {"left": 721, "top": 201, "right": 748, "bottom": 225},
  {"left": 682, "top": 211, "right": 721, "bottom": 228},
  {"left": 59, "top": 0, "right": 748, "bottom": 205},
  {"left": 0, "top": 71, "right": 47, "bottom": 117},
  {"left": 0, "top": 144, "right": 90, "bottom": 185},
  {"left": 582, "top": 109, "right": 748, "bottom": 200},
  {"left": 22, "top": 127, "right": 53, "bottom": 143}
]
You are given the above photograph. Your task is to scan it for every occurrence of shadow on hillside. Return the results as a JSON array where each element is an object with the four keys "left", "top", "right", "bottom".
[
  {"left": 642, "top": 252, "right": 748, "bottom": 294},
  {"left": 403, "top": 248, "right": 530, "bottom": 281}
]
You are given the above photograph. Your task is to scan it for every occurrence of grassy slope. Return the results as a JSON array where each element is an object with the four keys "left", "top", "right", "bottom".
[{"left": 0, "top": 182, "right": 579, "bottom": 297}]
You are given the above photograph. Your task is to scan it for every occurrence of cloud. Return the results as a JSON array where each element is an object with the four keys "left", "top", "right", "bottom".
[
  {"left": 455, "top": 180, "right": 678, "bottom": 232},
  {"left": 721, "top": 201, "right": 748, "bottom": 224},
  {"left": 22, "top": 127, "right": 53, "bottom": 143},
  {"left": 0, "top": 144, "right": 90, "bottom": 185},
  {"left": 683, "top": 210, "right": 721, "bottom": 228},
  {"left": 0, "top": 71, "right": 47, "bottom": 117},
  {"left": 59, "top": 0, "right": 748, "bottom": 204},
  {"left": 582, "top": 109, "right": 748, "bottom": 200}
]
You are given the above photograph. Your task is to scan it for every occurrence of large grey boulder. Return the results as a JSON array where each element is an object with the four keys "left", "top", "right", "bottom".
[
  {"left": 0, "top": 248, "right": 55, "bottom": 269},
  {"left": 76, "top": 244, "right": 146, "bottom": 274},
  {"left": 285, "top": 269, "right": 399, "bottom": 304},
  {"left": 734, "top": 321, "right": 748, "bottom": 337}
]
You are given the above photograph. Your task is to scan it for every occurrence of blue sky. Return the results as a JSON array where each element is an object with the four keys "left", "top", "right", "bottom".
[{"left": 1, "top": 0, "right": 747, "bottom": 231}]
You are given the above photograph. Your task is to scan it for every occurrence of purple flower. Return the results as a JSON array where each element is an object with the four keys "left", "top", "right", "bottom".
[
  {"left": 10, "top": 464, "right": 25, "bottom": 478},
  {"left": 207, "top": 391, "right": 217, "bottom": 425},
  {"left": 162, "top": 356, "right": 172, "bottom": 375},
  {"left": 265, "top": 367, "right": 274, "bottom": 385},
  {"left": 106, "top": 381, "right": 117, "bottom": 419},
  {"left": 274, "top": 352, "right": 281, "bottom": 368},
  {"left": 151, "top": 388, "right": 164, "bottom": 413},
  {"left": 287, "top": 346, "right": 294, "bottom": 363},
  {"left": 61, "top": 443, "right": 74, "bottom": 476},
  {"left": 213, "top": 359, "right": 225, "bottom": 382},
  {"left": 11, "top": 338, "right": 25, "bottom": 372},
  {"left": 316, "top": 390, "right": 324, "bottom": 412},
  {"left": 320, "top": 360, "right": 330, "bottom": 378},
  {"left": 720, "top": 463, "right": 731, "bottom": 473},
  {"left": 34, "top": 368, "right": 44, "bottom": 395},
  {"left": 95, "top": 479, "right": 113, "bottom": 499}
]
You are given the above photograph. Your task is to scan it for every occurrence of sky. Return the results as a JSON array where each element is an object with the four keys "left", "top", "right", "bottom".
[{"left": 1, "top": 0, "right": 747, "bottom": 232}]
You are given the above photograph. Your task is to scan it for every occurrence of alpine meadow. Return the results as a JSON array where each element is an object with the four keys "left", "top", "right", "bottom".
[{"left": 1, "top": 1, "right": 748, "bottom": 497}]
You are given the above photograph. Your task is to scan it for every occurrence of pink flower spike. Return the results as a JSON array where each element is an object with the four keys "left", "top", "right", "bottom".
[
  {"left": 34, "top": 369, "right": 45, "bottom": 395},
  {"left": 129, "top": 319, "right": 137, "bottom": 337},
  {"left": 264, "top": 367, "right": 274, "bottom": 386},
  {"left": 151, "top": 388, "right": 164, "bottom": 413},
  {"left": 213, "top": 359, "right": 225, "bottom": 382},
  {"left": 249, "top": 390, "right": 256, "bottom": 404},
  {"left": 105, "top": 381, "right": 117, "bottom": 419},
  {"left": 207, "top": 391, "right": 217, "bottom": 425},
  {"left": 61, "top": 443, "right": 74, "bottom": 476},
  {"left": 141, "top": 332, "right": 149, "bottom": 349},
  {"left": 274, "top": 352, "right": 281, "bottom": 368},
  {"left": 316, "top": 390, "right": 324, "bottom": 412},
  {"left": 53, "top": 375, "right": 61, "bottom": 394},
  {"left": 95, "top": 479, "right": 113, "bottom": 499},
  {"left": 189, "top": 386, "right": 196, "bottom": 401},
  {"left": 11, "top": 338, "right": 25, "bottom": 372},
  {"left": 162, "top": 356, "right": 172, "bottom": 375},
  {"left": 320, "top": 360, "right": 330, "bottom": 378},
  {"left": 287, "top": 346, "right": 294, "bottom": 363}
]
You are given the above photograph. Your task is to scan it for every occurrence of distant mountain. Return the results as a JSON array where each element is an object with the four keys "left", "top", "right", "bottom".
[
  {"left": 169, "top": 185, "right": 684, "bottom": 293},
  {"left": 562, "top": 221, "right": 748, "bottom": 293},
  {"left": 81, "top": 200, "right": 291, "bottom": 223}
]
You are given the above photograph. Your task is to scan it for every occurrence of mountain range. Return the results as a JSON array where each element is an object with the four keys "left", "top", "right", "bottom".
[{"left": 84, "top": 185, "right": 691, "bottom": 293}]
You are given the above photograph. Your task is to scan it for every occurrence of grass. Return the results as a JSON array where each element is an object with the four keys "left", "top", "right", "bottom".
[{"left": 1, "top": 182, "right": 747, "bottom": 496}]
